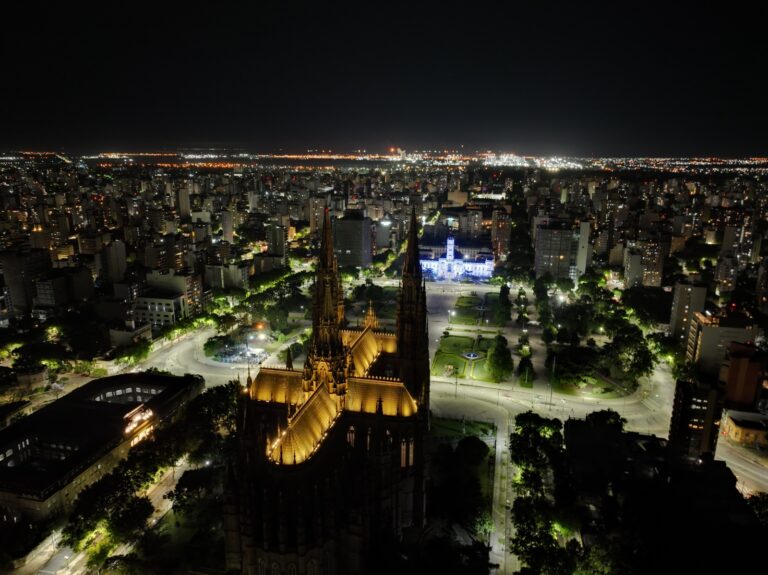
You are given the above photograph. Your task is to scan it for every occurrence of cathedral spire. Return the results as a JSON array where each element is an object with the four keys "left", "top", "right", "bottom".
[
  {"left": 396, "top": 204, "right": 429, "bottom": 404},
  {"left": 304, "top": 205, "right": 348, "bottom": 395},
  {"left": 363, "top": 300, "right": 379, "bottom": 330},
  {"left": 402, "top": 204, "right": 422, "bottom": 280}
]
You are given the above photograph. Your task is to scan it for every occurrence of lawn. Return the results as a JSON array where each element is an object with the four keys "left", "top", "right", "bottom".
[
  {"left": 485, "top": 292, "right": 500, "bottom": 306},
  {"left": 431, "top": 351, "right": 468, "bottom": 377},
  {"left": 470, "top": 359, "right": 496, "bottom": 382},
  {"left": 451, "top": 307, "right": 479, "bottom": 325},
  {"left": 518, "top": 378, "right": 533, "bottom": 388},
  {"left": 434, "top": 335, "right": 505, "bottom": 382},
  {"left": 476, "top": 337, "right": 494, "bottom": 352},
  {"left": 456, "top": 295, "right": 482, "bottom": 308},
  {"left": 439, "top": 335, "right": 475, "bottom": 354},
  {"left": 552, "top": 374, "right": 630, "bottom": 399}
]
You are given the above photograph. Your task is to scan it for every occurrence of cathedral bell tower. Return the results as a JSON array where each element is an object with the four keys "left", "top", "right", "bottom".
[
  {"left": 396, "top": 205, "right": 429, "bottom": 405},
  {"left": 303, "top": 206, "right": 349, "bottom": 397}
]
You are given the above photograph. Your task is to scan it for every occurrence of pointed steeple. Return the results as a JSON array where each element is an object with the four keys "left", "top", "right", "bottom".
[
  {"left": 402, "top": 204, "right": 422, "bottom": 280},
  {"left": 304, "top": 205, "right": 348, "bottom": 395},
  {"left": 396, "top": 203, "right": 430, "bottom": 406},
  {"left": 363, "top": 300, "right": 379, "bottom": 330}
]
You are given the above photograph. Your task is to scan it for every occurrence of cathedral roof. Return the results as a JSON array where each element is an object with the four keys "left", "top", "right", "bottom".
[
  {"left": 341, "top": 327, "right": 397, "bottom": 377},
  {"left": 251, "top": 367, "right": 303, "bottom": 404},
  {"left": 347, "top": 377, "right": 418, "bottom": 417},
  {"left": 268, "top": 383, "right": 341, "bottom": 465}
]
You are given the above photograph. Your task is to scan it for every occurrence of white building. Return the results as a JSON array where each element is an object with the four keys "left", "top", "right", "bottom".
[{"left": 420, "top": 237, "right": 493, "bottom": 281}]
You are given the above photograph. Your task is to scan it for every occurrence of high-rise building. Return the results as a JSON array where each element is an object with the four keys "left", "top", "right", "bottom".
[
  {"left": 176, "top": 187, "right": 191, "bottom": 221},
  {"left": 265, "top": 222, "right": 288, "bottom": 266},
  {"left": 686, "top": 312, "right": 760, "bottom": 375},
  {"left": 719, "top": 342, "right": 766, "bottom": 410},
  {"left": 669, "top": 281, "right": 707, "bottom": 341},
  {"left": 146, "top": 269, "right": 204, "bottom": 315},
  {"left": 308, "top": 196, "right": 327, "bottom": 237},
  {"left": 333, "top": 210, "right": 372, "bottom": 268},
  {"left": 623, "top": 249, "right": 643, "bottom": 288},
  {"left": 715, "top": 253, "right": 738, "bottom": 294},
  {"left": 491, "top": 208, "right": 511, "bottom": 261},
  {"left": 640, "top": 239, "right": 664, "bottom": 287},
  {"left": 0, "top": 248, "right": 52, "bottom": 315},
  {"left": 575, "top": 220, "right": 592, "bottom": 278},
  {"left": 221, "top": 210, "right": 234, "bottom": 244},
  {"left": 102, "top": 240, "right": 127, "bottom": 284},
  {"left": 668, "top": 379, "right": 723, "bottom": 459},
  {"left": 225, "top": 208, "right": 429, "bottom": 573},
  {"left": 534, "top": 221, "right": 577, "bottom": 280}
]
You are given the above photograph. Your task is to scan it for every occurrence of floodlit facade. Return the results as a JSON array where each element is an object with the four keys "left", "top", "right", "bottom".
[
  {"left": 225, "top": 207, "right": 430, "bottom": 574},
  {"left": 420, "top": 236, "right": 493, "bottom": 280}
]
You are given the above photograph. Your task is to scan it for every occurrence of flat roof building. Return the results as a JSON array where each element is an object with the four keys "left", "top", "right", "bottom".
[
  {"left": 0, "top": 373, "right": 203, "bottom": 521},
  {"left": 686, "top": 312, "right": 759, "bottom": 375}
]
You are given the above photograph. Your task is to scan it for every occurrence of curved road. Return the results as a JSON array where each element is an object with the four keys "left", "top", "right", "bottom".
[{"left": 131, "top": 281, "right": 768, "bottom": 575}]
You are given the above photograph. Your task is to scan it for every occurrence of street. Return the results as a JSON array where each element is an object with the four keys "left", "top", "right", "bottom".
[{"left": 12, "top": 278, "right": 768, "bottom": 575}]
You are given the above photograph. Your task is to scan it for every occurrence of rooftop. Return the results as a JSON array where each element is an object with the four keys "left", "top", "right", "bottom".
[{"left": 0, "top": 373, "right": 203, "bottom": 500}]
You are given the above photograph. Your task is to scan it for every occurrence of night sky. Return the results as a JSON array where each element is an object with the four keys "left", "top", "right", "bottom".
[{"left": 2, "top": 1, "right": 766, "bottom": 156}]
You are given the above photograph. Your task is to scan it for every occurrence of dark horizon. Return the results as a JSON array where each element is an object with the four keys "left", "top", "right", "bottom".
[
  {"left": 5, "top": 146, "right": 768, "bottom": 161},
  {"left": 2, "top": 1, "right": 766, "bottom": 157}
]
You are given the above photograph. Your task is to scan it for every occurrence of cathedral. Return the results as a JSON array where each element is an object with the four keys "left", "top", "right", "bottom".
[{"left": 225, "top": 206, "right": 430, "bottom": 575}]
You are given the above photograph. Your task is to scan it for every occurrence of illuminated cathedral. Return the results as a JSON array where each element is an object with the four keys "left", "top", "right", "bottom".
[{"left": 225, "top": 207, "right": 430, "bottom": 574}]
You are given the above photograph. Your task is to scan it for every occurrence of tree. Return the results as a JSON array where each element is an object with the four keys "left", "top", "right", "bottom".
[
  {"left": 517, "top": 356, "right": 535, "bottom": 380},
  {"left": 215, "top": 313, "right": 238, "bottom": 334},
  {"left": 574, "top": 539, "right": 637, "bottom": 575},
  {"left": 110, "top": 496, "right": 153, "bottom": 540},
  {"left": 116, "top": 340, "right": 152, "bottom": 366},
  {"left": 265, "top": 304, "right": 288, "bottom": 332},
  {"left": 486, "top": 335, "right": 513, "bottom": 382},
  {"left": 585, "top": 410, "right": 626, "bottom": 433},
  {"left": 494, "top": 284, "right": 512, "bottom": 325},
  {"left": 555, "top": 277, "right": 574, "bottom": 294},
  {"left": 747, "top": 492, "right": 768, "bottom": 527},
  {"left": 473, "top": 510, "right": 493, "bottom": 548},
  {"left": 455, "top": 436, "right": 490, "bottom": 467},
  {"left": 602, "top": 323, "right": 656, "bottom": 382},
  {"left": 542, "top": 325, "right": 556, "bottom": 345}
]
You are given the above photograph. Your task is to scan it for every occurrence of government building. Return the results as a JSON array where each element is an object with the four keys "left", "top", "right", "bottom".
[
  {"left": 419, "top": 236, "right": 494, "bottom": 281},
  {"left": 225, "top": 207, "right": 430, "bottom": 574}
]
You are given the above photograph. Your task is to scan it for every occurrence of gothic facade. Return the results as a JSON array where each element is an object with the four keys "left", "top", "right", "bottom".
[{"left": 225, "top": 207, "right": 430, "bottom": 574}]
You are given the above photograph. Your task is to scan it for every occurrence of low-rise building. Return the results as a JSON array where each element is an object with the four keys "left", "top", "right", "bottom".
[
  {"left": 722, "top": 411, "right": 768, "bottom": 448},
  {"left": 133, "top": 290, "right": 189, "bottom": 328},
  {"left": 0, "top": 373, "right": 204, "bottom": 520}
]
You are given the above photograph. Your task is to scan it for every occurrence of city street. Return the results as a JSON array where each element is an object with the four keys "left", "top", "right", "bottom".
[
  {"left": 131, "top": 280, "right": 682, "bottom": 575},
  {"left": 14, "top": 279, "right": 766, "bottom": 575}
]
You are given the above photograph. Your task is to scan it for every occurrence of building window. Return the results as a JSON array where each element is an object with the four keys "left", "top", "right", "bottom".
[{"left": 347, "top": 426, "right": 355, "bottom": 446}]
